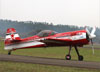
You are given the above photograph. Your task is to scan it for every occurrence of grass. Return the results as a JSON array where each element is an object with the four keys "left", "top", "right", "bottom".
[
  {"left": 0, "top": 41, "right": 100, "bottom": 72},
  {"left": 0, "top": 61, "right": 100, "bottom": 72},
  {"left": 12, "top": 47, "right": 100, "bottom": 61}
]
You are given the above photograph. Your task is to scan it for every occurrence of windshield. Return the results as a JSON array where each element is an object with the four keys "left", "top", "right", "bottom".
[{"left": 37, "top": 30, "right": 58, "bottom": 37}]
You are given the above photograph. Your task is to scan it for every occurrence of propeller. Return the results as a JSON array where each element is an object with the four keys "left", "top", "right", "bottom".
[{"left": 85, "top": 27, "right": 96, "bottom": 54}]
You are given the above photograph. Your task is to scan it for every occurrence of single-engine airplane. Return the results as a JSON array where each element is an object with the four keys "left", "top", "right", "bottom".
[{"left": 4, "top": 27, "right": 96, "bottom": 61}]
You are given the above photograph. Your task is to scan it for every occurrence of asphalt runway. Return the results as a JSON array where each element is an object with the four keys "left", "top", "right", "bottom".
[{"left": 0, "top": 54, "right": 100, "bottom": 69}]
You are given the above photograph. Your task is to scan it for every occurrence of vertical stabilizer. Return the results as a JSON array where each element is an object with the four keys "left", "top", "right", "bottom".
[{"left": 5, "top": 28, "right": 21, "bottom": 41}]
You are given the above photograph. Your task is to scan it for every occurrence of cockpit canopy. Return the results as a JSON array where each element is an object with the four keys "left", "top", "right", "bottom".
[{"left": 37, "top": 30, "right": 58, "bottom": 37}]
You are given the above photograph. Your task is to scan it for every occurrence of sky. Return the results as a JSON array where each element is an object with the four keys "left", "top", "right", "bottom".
[{"left": 0, "top": 0, "right": 100, "bottom": 27}]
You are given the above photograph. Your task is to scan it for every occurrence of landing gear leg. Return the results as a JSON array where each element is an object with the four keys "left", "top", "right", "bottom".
[
  {"left": 8, "top": 50, "right": 12, "bottom": 55},
  {"left": 65, "top": 46, "right": 72, "bottom": 60},
  {"left": 74, "top": 46, "right": 83, "bottom": 61}
]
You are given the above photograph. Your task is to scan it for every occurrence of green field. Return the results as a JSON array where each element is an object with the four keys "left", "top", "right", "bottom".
[{"left": 0, "top": 41, "right": 100, "bottom": 72}]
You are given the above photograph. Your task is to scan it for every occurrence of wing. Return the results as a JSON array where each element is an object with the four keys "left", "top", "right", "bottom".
[{"left": 42, "top": 37, "right": 72, "bottom": 46}]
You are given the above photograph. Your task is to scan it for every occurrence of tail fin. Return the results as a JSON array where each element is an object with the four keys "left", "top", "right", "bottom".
[
  {"left": 5, "top": 28, "right": 21, "bottom": 41},
  {"left": 90, "top": 27, "right": 96, "bottom": 37}
]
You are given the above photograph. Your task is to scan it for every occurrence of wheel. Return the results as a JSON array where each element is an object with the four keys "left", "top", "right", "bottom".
[
  {"left": 8, "top": 51, "right": 11, "bottom": 55},
  {"left": 65, "top": 55, "right": 71, "bottom": 60},
  {"left": 78, "top": 55, "right": 83, "bottom": 61}
]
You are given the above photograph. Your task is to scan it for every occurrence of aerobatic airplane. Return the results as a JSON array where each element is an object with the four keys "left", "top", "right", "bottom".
[{"left": 4, "top": 27, "right": 96, "bottom": 61}]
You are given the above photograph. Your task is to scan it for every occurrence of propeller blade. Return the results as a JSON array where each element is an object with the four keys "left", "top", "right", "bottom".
[
  {"left": 90, "top": 39, "right": 94, "bottom": 54},
  {"left": 86, "top": 32, "right": 90, "bottom": 41},
  {"left": 91, "top": 27, "right": 96, "bottom": 35},
  {"left": 85, "top": 27, "right": 91, "bottom": 35}
]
